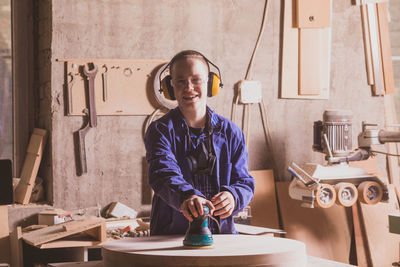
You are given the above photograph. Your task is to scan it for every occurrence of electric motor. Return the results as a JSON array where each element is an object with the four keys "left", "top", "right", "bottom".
[{"left": 313, "top": 110, "right": 353, "bottom": 158}]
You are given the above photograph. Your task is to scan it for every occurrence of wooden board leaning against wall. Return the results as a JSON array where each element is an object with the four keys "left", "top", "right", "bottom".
[
  {"left": 249, "top": 170, "right": 280, "bottom": 229},
  {"left": 0, "top": 206, "right": 10, "bottom": 264},
  {"left": 353, "top": 0, "right": 396, "bottom": 95},
  {"left": 276, "top": 181, "right": 352, "bottom": 264},
  {"left": 349, "top": 157, "right": 400, "bottom": 267},
  {"left": 354, "top": 3, "right": 400, "bottom": 265}
]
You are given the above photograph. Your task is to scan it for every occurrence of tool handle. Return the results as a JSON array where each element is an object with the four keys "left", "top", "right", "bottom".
[
  {"left": 76, "top": 113, "right": 90, "bottom": 176},
  {"left": 77, "top": 126, "right": 89, "bottom": 175},
  {"left": 88, "top": 79, "right": 97, "bottom": 128},
  {"left": 203, "top": 206, "right": 210, "bottom": 215}
]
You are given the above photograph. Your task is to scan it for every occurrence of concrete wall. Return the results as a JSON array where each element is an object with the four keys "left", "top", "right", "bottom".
[
  {"left": 41, "top": 0, "right": 389, "bottom": 212},
  {"left": 389, "top": 1, "right": 400, "bottom": 118},
  {"left": 0, "top": 1, "right": 13, "bottom": 161},
  {"left": 390, "top": 1, "right": 400, "bottom": 56}
]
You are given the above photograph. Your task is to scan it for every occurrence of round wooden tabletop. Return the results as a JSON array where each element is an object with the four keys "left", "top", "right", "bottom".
[{"left": 102, "top": 235, "right": 307, "bottom": 267}]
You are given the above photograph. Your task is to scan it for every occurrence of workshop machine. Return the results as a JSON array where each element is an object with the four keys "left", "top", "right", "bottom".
[{"left": 288, "top": 109, "right": 400, "bottom": 208}]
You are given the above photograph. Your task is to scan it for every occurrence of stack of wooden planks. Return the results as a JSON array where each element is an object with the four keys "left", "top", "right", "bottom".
[
  {"left": 11, "top": 218, "right": 106, "bottom": 267},
  {"left": 353, "top": 0, "right": 395, "bottom": 95},
  {"left": 22, "top": 218, "right": 106, "bottom": 249}
]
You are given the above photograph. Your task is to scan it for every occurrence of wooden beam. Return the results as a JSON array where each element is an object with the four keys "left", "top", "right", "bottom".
[
  {"left": 299, "top": 29, "right": 321, "bottom": 95},
  {"left": 10, "top": 227, "right": 23, "bottom": 267},
  {"left": 0, "top": 206, "right": 10, "bottom": 264},
  {"left": 352, "top": 202, "right": 372, "bottom": 266},
  {"left": 22, "top": 219, "right": 105, "bottom": 247},
  {"left": 360, "top": 5, "right": 374, "bottom": 85},
  {"left": 376, "top": 2, "right": 395, "bottom": 94},
  {"left": 12, "top": 0, "right": 36, "bottom": 177},
  {"left": 280, "top": 0, "right": 300, "bottom": 98},
  {"left": 280, "top": 0, "right": 330, "bottom": 99},
  {"left": 234, "top": 223, "right": 284, "bottom": 236},
  {"left": 296, "top": 0, "right": 330, "bottom": 28},
  {"left": 366, "top": 3, "right": 385, "bottom": 95},
  {"left": 14, "top": 128, "right": 48, "bottom": 204},
  {"left": 352, "top": 0, "right": 388, "bottom": 6},
  {"left": 21, "top": 225, "right": 48, "bottom": 232}
]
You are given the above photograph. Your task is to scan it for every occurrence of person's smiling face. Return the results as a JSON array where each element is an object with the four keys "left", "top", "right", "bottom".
[{"left": 170, "top": 56, "right": 209, "bottom": 113}]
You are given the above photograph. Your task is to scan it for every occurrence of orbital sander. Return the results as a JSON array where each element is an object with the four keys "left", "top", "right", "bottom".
[{"left": 183, "top": 206, "right": 214, "bottom": 248}]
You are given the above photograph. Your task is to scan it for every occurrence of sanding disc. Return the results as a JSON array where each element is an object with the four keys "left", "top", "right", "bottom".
[{"left": 102, "top": 235, "right": 307, "bottom": 267}]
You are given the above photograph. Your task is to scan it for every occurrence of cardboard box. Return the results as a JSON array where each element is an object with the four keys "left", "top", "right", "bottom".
[{"left": 105, "top": 202, "right": 137, "bottom": 219}]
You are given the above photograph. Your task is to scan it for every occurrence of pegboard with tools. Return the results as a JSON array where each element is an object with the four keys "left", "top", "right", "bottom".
[{"left": 59, "top": 59, "right": 168, "bottom": 116}]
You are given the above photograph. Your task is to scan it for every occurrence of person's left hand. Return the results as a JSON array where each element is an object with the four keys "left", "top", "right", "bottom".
[{"left": 211, "top": 191, "right": 235, "bottom": 219}]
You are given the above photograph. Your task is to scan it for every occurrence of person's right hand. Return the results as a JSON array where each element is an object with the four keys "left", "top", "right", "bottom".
[{"left": 180, "top": 195, "right": 215, "bottom": 222}]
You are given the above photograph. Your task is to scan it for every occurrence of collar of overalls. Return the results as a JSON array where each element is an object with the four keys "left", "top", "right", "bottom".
[{"left": 174, "top": 106, "right": 221, "bottom": 137}]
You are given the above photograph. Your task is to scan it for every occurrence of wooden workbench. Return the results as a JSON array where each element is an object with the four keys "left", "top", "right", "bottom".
[
  {"left": 47, "top": 257, "right": 356, "bottom": 267},
  {"left": 102, "top": 235, "right": 307, "bottom": 266}
]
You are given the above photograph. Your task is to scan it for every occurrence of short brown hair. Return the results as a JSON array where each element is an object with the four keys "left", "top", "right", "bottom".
[{"left": 169, "top": 50, "right": 210, "bottom": 74}]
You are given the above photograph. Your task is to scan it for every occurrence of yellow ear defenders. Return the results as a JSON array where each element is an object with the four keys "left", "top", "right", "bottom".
[{"left": 158, "top": 50, "right": 224, "bottom": 101}]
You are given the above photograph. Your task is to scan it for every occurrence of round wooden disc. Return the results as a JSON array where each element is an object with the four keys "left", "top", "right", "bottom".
[{"left": 102, "top": 235, "right": 307, "bottom": 267}]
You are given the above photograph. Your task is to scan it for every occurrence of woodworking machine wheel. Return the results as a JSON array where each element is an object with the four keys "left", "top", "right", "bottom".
[
  {"left": 358, "top": 181, "right": 383, "bottom": 204},
  {"left": 315, "top": 184, "right": 336, "bottom": 208},
  {"left": 335, "top": 182, "right": 358, "bottom": 207}
]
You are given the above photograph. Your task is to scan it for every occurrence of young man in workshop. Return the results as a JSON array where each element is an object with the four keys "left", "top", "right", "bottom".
[{"left": 145, "top": 50, "right": 254, "bottom": 235}]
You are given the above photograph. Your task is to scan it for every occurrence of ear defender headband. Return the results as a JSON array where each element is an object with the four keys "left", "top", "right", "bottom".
[{"left": 159, "top": 50, "right": 224, "bottom": 100}]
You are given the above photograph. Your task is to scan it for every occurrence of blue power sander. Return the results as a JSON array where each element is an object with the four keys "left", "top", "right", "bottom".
[{"left": 183, "top": 206, "right": 214, "bottom": 248}]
